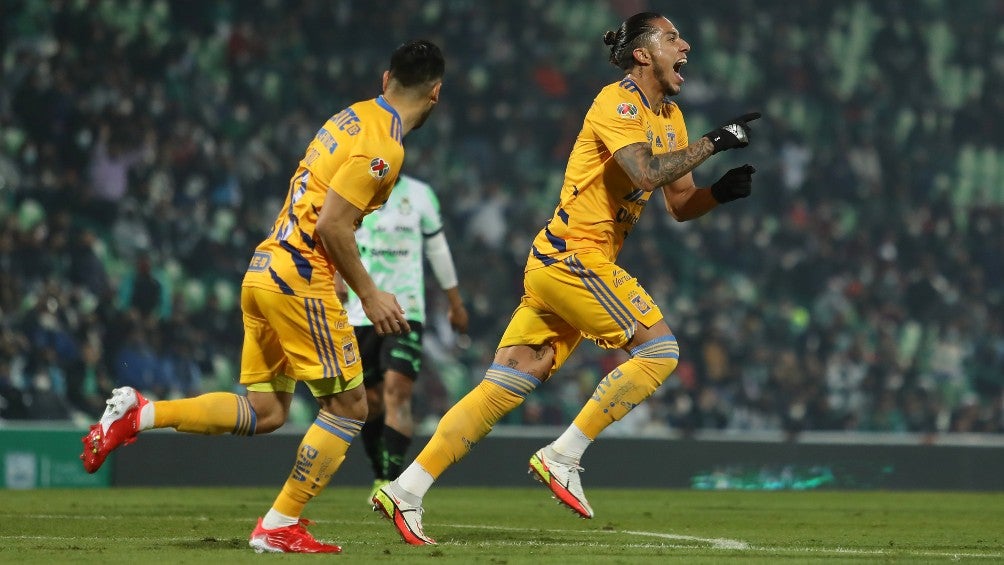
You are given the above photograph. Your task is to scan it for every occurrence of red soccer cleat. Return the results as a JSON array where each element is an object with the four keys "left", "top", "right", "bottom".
[
  {"left": 80, "top": 387, "right": 148, "bottom": 473},
  {"left": 248, "top": 518, "right": 342, "bottom": 554}
]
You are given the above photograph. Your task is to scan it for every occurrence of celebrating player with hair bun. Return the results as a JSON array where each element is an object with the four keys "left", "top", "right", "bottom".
[{"left": 373, "top": 13, "right": 761, "bottom": 545}]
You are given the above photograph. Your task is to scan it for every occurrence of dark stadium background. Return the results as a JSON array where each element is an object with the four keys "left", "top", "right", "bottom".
[{"left": 1, "top": 0, "right": 1003, "bottom": 489}]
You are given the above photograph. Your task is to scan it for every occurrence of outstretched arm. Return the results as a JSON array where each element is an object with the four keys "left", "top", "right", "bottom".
[
  {"left": 612, "top": 138, "right": 715, "bottom": 192},
  {"left": 611, "top": 111, "right": 760, "bottom": 192}
]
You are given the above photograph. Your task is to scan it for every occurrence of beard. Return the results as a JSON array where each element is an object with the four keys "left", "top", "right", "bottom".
[
  {"left": 411, "top": 105, "right": 435, "bottom": 130},
  {"left": 652, "top": 60, "right": 681, "bottom": 98}
]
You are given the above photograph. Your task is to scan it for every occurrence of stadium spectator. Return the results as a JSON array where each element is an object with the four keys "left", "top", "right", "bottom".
[{"left": 0, "top": 0, "right": 1002, "bottom": 436}]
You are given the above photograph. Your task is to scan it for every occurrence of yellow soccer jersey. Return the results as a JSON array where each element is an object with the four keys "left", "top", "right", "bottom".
[
  {"left": 528, "top": 77, "right": 689, "bottom": 269},
  {"left": 243, "top": 96, "right": 404, "bottom": 298}
]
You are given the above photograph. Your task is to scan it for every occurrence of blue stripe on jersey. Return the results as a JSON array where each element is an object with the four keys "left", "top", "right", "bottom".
[
  {"left": 557, "top": 207, "right": 569, "bottom": 224},
  {"left": 618, "top": 78, "right": 650, "bottom": 109},
  {"left": 280, "top": 171, "right": 309, "bottom": 237},
  {"left": 280, "top": 240, "right": 313, "bottom": 283},
  {"left": 305, "top": 298, "right": 335, "bottom": 378},
  {"left": 544, "top": 225, "right": 567, "bottom": 252},
  {"left": 391, "top": 119, "right": 402, "bottom": 143},
  {"left": 625, "top": 188, "right": 645, "bottom": 202},
  {"left": 565, "top": 257, "right": 633, "bottom": 333},
  {"left": 268, "top": 267, "right": 295, "bottom": 295},
  {"left": 531, "top": 245, "right": 558, "bottom": 266},
  {"left": 299, "top": 228, "right": 316, "bottom": 249},
  {"left": 376, "top": 96, "right": 403, "bottom": 143}
]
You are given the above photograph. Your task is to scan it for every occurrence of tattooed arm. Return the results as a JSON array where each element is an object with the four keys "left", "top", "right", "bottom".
[{"left": 612, "top": 137, "right": 720, "bottom": 221}]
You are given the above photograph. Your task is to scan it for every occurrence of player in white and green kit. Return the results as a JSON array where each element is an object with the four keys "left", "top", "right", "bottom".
[{"left": 340, "top": 174, "right": 468, "bottom": 500}]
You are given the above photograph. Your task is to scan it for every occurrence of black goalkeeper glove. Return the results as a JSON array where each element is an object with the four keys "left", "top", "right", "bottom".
[
  {"left": 710, "top": 164, "right": 756, "bottom": 203},
  {"left": 703, "top": 112, "right": 761, "bottom": 154}
]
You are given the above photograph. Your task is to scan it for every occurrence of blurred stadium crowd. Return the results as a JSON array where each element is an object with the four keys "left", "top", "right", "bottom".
[{"left": 2, "top": 0, "right": 1003, "bottom": 434}]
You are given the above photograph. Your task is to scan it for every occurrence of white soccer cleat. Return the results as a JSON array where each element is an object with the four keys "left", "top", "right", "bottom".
[
  {"left": 528, "top": 445, "right": 594, "bottom": 519},
  {"left": 371, "top": 483, "right": 436, "bottom": 545}
]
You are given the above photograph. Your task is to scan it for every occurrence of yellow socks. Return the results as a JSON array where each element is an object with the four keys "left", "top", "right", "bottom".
[
  {"left": 573, "top": 335, "right": 679, "bottom": 438},
  {"left": 416, "top": 363, "right": 541, "bottom": 478},
  {"left": 153, "top": 393, "right": 256, "bottom": 435},
  {"left": 272, "top": 410, "right": 363, "bottom": 517}
]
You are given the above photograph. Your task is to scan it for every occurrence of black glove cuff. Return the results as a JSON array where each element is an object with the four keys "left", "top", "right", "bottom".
[{"left": 703, "top": 131, "right": 725, "bottom": 155}]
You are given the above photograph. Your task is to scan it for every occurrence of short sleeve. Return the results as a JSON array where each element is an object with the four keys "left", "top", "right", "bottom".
[
  {"left": 586, "top": 88, "right": 649, "bottom": 155},
  {"left": 329, "top": 134, "right": 401, "bottom": 212}
]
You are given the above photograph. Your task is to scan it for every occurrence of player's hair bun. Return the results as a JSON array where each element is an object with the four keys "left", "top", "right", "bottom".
[{"left": 602, "top": 30, "right": 618, "bottom": 46}]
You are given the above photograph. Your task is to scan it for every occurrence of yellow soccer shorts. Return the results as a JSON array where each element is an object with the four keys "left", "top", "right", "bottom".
[
  {"left": 239, "top": 285, "right": 363, "bottom": 397},
  {"left": 498, "top": 250, "right": 664, "bottom": 378}
]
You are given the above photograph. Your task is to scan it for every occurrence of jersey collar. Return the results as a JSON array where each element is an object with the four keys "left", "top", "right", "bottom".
[
  {"left": 376, "top": 95, "right": 402, "bottom": 121},
  {"left": 618, "top": 77, "right": 650, "bottom": 109}
]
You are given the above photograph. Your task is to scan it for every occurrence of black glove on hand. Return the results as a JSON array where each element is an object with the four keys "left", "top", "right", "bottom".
[
  {"left": 703, "top": 112, "right": 761, "bottom": 154},
  {"left": 710, "top": 164, "right": 756, "bottom": 203}
]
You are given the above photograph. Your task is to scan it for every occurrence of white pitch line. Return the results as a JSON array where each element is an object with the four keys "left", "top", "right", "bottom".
[
  {"left": 6, "top": 515, "right": 1002, "bottom": 560},
  {"left": 442, "top": 522, "right": 750, "bottom": 550}
]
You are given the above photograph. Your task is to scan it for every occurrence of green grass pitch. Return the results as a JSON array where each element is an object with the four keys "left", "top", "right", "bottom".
[{"left": 2, "top": 487, "right": 1002, "bottom": 563}]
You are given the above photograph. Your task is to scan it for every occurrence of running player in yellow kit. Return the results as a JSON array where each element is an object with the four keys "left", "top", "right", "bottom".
[
  {"left": 79, "top": 40, "right": 445, "bottom": 554},
  {"left": 374, "top": 13, "right": 759, "bottom": 545}
]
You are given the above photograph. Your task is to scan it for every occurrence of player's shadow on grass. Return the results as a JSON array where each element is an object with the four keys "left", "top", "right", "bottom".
[{"left": 173, "top": 537, "right": 246, "bottom": 550}]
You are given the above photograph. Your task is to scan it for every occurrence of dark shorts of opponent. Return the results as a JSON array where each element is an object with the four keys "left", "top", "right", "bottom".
[{"left": 355, "top": 322, "right": 423, "bottom": 386}]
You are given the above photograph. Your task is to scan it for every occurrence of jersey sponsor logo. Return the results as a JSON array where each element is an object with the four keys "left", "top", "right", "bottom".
[
  {"left": 616, "top": 206, "right": 641, "bottom": 225},
  {"left": 369, "top": 157, "right": 390, "bottom": 179},
  {"left": 612, "top": 269, "right": 632, "bottom": 288},
  {"left": 248, "top": 251, "right": 271, "bottom": 272},
  {"left": 616, "top": 102, "right": 638, "bottom": 119},
  {"left": 362, "top": 246, "right": 410, "bottom": 257}
]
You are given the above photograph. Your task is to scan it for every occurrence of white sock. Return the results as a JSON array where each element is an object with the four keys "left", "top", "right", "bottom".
[
  {"left": 261, "top": 508, "right": 298, "bottom": 529},
  {"left": 551, "top": 423, "right": 592, "bottom": 462},
  {"left": 395, "top": 463, "right": 435, "bottom": 500},
  {"left": 138, "top": 402, "right": 155, "bottom": 431}
]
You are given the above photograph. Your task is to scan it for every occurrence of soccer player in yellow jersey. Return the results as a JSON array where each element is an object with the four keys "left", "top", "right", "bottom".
[
  {"left": 79, "top": 40, "right": 445, "bottom": 554},
  {"left": 374, "top": 13, "right": 760, "bottom": 545}
]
